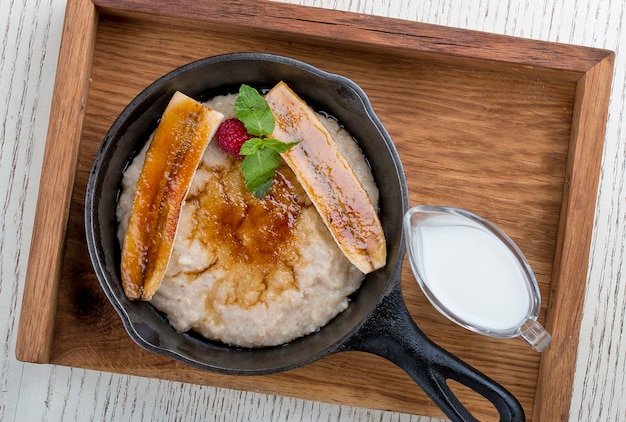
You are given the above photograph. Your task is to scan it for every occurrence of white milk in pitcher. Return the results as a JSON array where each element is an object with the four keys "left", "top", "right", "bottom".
[{"left": 417, "top": 223, "right": 531, "bottom": 332}]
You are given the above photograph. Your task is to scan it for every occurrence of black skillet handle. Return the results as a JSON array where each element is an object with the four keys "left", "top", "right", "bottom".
[{"left": 347, "top": 284, "right": 525, "bottom": 422}]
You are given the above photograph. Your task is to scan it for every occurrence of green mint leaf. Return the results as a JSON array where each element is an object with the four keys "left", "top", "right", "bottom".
[
  {"left": 251, "top": 178, "right": 273, "bottom": 199},
  {"left": 235, "top": 84, "right": 275, "bottom": 137},
  {"left": 241, "top": 148, "right": 281, "bottom": 198},
  {"left": 262, "top": 137, "right": 301, "bottom": 154},
  {"left": 239, "top": 138, "right": 265, "bottom": 156},
  {"left": 240, "top": 137, "right": 300, "bottom": 157}
]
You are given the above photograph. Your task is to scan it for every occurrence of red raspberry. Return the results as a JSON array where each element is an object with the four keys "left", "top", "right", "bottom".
[{"left": 215, "top": 118, "right": 253, "bottom": 158}]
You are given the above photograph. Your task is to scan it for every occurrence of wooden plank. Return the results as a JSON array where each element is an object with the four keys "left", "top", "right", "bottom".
[
  {"left": 92, "top": 0, "right": 611, "bottom": 79},
  {"left": 533, "top": 52, "right": 615, "bottom": 421},
  {"left": 14, "top": 0, "right": 614, "bottom": 419},
  {"left": 15, "top": 0, "right": 98, "bottom": 364}
]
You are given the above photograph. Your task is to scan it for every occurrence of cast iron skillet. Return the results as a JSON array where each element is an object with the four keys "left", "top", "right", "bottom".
[{"left": 85, "top": 52, "right": 525, "bottom": 421}]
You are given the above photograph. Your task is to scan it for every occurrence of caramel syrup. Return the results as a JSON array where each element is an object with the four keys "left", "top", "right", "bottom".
[{"left": 184, "top": 158, "right": 311, "bottom": 310}]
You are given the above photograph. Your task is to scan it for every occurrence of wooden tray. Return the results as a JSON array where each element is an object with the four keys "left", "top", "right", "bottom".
[{"left": 16, "top": 0, "right": 614, "bottom": 420}]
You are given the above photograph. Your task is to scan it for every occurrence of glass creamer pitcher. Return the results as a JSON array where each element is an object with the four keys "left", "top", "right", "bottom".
[{"left": 403, "top": 205, "right": 551, "bottom": 352}]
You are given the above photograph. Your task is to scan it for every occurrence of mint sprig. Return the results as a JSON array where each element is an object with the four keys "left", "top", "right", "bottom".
[
  {"left": 236, "top": 84, "right": 300, "bottom": 198},
  {"left": 235, "top": 85, "right": 275, "bottom": 136}
]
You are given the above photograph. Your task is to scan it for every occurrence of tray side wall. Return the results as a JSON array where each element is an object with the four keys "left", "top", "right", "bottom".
[
  {"left": 15, "top": 0, "right": 98, "bottom": 363},
  {"left": 534, "top": 52, "right": 615, "bottom": 421},
  {"left": 93, "top": 0, "right": 611, "bottom": 80}
]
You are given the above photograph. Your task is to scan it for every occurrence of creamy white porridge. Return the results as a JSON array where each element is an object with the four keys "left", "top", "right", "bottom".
[{"left": 117, "top": 93, "right": 379, "bottom": 347}]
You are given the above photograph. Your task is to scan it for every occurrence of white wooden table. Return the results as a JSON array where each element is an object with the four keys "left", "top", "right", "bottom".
[{"left": 1, "top": 0, "right": 624, "bottom": 420}]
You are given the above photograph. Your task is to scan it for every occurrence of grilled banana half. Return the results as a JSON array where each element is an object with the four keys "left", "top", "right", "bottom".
[
  {"left": 265, "top": 82, "right": 386, "bottom": 274},
  {"left": 121, "top": 92, "right": 224, "bottom": 300}
]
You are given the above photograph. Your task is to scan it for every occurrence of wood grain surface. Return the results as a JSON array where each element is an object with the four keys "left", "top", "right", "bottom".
[{"left": 2, "top": 0, "right": 625, "bottom": 421}]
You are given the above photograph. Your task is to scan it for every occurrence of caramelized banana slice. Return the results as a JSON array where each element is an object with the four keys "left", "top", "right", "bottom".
[
  {"left": 265, "top": 82, "right": 386, "bottom": 274},
  {"left": 121, "top": 92, "right": 224, "bottom": 300}
]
